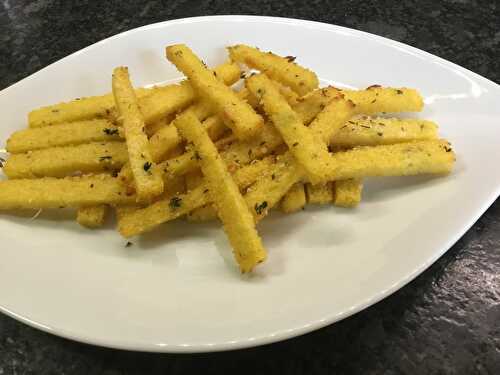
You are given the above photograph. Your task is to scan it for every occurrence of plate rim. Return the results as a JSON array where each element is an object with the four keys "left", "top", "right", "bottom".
[{"left": 1, "top": 14, "right": 499, "bottom": 353}]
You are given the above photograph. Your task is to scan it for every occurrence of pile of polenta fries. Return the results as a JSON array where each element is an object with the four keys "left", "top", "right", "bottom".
[{"left": 0, "top": 44, "right": 456, "bottom": 273}]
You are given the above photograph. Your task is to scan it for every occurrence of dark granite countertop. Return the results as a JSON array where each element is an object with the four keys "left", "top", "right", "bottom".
[{"left": 1, "top": 1, "right": 499, "bottom": 374}]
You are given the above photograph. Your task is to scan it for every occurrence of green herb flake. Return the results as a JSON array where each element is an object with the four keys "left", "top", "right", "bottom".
[
  {"left": 169, "top": 196, "right": 182, "bottom": 209},
  {"left": 254, "top": 201, "right": 268, "bottom": 215},
  {"left": 103, "top": 128, "right": 119, "bottom": 136}
]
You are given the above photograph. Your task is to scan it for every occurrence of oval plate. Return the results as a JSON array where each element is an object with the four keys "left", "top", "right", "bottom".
[{"left": 1, "top": 16, "right": 499, "bottom": 353}]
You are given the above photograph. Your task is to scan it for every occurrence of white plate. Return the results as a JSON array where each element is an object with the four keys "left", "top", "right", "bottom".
[{"left": 1, "top": 15, "right": 499, "bottom": 353}]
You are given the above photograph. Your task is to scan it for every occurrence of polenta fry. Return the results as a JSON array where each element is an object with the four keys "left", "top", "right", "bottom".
[
  {"left": 6, "top": 119, "right": 122, "bottom": 154},
  {"left": 186, "top": 205, "right": 218, "bottom": 221},
  {"left": 119, "top": 154, "right": 275, "bottom": 237},
  {"left": 0, "top": 174, "right": 135, "bottom": 209},
  {"left": 280, "top": 183, "right": 306, "bottom": 213},
  {"left": 228, "top": 44, "right": 319, "bottom": 96},
  {"left": 309, "top": 95, "right": 357, "bottom": 143},
  {"left": 174, "top": 110, "right": 266, "bottom": 273},
  {"left": 245, "top": 139, "right": 454, "bottom": 221},
  {"left": 245, "top": 153, "right": 304, "bottom": 222},
  {"left": 117, "top": 63, "right": 238, "bottom": 130},
  {"left": 246, "top": 74, "right": 331, "bottom": 184},
  {"left": 145, "top": 115, "right": 173, "bottom": 137},
  {"left": 118, "top": 113, "right": 227, "bottom": 188},
  {"left": 306, "top": 182, "right": 333, "bottom": 204},
  {"left": 3, "top": 142, "right": 127, "bottom": 179},
  {"left": 166, "top": 44, "right": 263, "bottom": 140},
  {"left": 28, "top": 93, "right": 120, "bottom": 128},
  {"left": 118, "top": 185, "right": 210, "bottom": 237},
  {"left": 293, "top": 87, "right": 340, "bottom": 125},
  {"left": 77, "top": 205, "right": 108, "bottom": 228},
  {"left": 325, "top": 140, "right": 455, "bottom": 181},
  {"left": 292, "top": 86, "right": 424, "bottom": 126},
  {"left": 219, "top": 122, "right": 283, "bottom": 168},
  {"left": 333, "top": 179, "right": 363, "bottom": 207},
  {"left": 343, "top": 86, "right": 424, "bottom": 114},
  {"left": 148, "top": 124, "right": 182, "bottom": 162},
  {"left": 148, "top": 88, "right": 348, "bottom": 184},
  {"left": 112, "top": 67, "right": 163, "bottom": 201},
  {"left": 28, "top": 62, "right": 240, "bottom": 128},
  {"left": 185, "top": 170, "right": 215, "bottom": 222},
  {"left": 331, "top": 117, "right": 438, "bottom": 148},
  {"left": 132, "top": 82, "right": 195, "bottom": 125}
]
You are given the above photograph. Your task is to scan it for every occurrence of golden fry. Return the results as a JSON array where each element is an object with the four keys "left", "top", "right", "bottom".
[
  {"left": 332, "top": 117, "right": 438, "bottom": 147},
  {"left": 118, "top": 113, "right": 226, "bottom": 189},
  {"left": 343, "top": 86, "right": 424, "bottom": 114},
  {"left": 0, "top": 174, "right": 135, "bottom": 210},
  {"left": 77, "top": 205, "right": 108, "bottom": 228},
  {"left": 245, "top": 153, "right": 304, "bottom": 222},
  {"left": 184, "top": 169, "right": 204, "bottom": 190},
  {"left": 135, "top": 83, "right": 195, "bottom": 125},
  {"left": 306, "top": 182, "right": 333, "bottom": 205},
  {"left": 3, "top": 142, "right": 127, "bottom": 179},
  {"left": 292, "top": 86, "right": 424, "bottom": 126},
  {"left": 123, "top": 62, "right": 241, "bottom": 126},
  {"left": 186, "top": 205, "right": 218, "bottom": 221},
  {"left": 246, "top": 74, "right": 331, "bottom": 184},
  {"left": 112, "top": 67, "right": 163, "bottom": 201},
  {"left": 325, "top": 140, "right": 455, "bottom": 181},
  {"left": 7, "top": 119, "right": 122, "bottom": 153},
  {"left": 185, "top": 170, "right": 215, "bottom": 221},
  {"left": 118, "top": 185, "right": 210, "bottom": 237},
  {"left": 273, "top": 80, "right": 301, "bottom": 106},
  {"left": 28, "top": 62, "right": 239, "bottom": 129},
  {"left": 245, "top": 140, "right": 454, "bottom": 219},
  {"left": 293, "top": 87, "right": 340, "bottom": 125},
  {"left": 280, "top": 183, "right": 306, "bottom": 213},
  {"left": 119, "top": 157, "right": 275, "bottom": 236},
  {"left": 151, "top": 86, "right": 347, "bottom": 183},
  {"left": 29, "top": 93, "right": 117, "bottom": 128},
  {"left": 333, "top": 179, "right": 363, "bottom": 207},
  {"left": 228, "top": 44, "right": 319, "bottom": 95},
  {"left": 145, "top": 115, "right": 173, "bottom": 137},
  {"left": 219, "top": 122, "right": 282, "bottom": 168},
  {"left": 309, "top": 96, "right": 357, "bottom": 143},
  {"left": 149, "top": 124, "right": 182, "bottom": 162},
  {"left": 166, "top": 44, "right": 263, "bottom": 140},
  {"left": 174, "top": 110, "right": 266, "bottom": 273}
]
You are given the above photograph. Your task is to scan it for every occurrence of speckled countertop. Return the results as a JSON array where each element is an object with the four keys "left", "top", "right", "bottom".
[{"left": 1, "top": 1, "right": 499, "bottom": 374}]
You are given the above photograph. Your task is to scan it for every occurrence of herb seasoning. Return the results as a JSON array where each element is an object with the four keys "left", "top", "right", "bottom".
[
  {"left": 169, "top": 197, "right": 182, "bottom": 209},
  {"left": 103, "top": 128, "right": 119, "bottom": 136},
  {"left": 143, "top": 162, "right": 152, "bottom": 172},
  {"left": 254, "top": 201, "right": 268, "bottom": 215}
]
